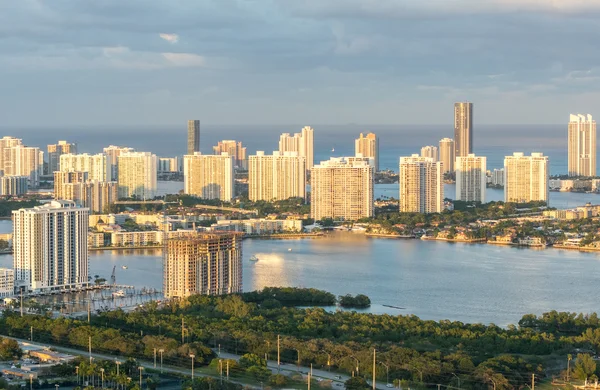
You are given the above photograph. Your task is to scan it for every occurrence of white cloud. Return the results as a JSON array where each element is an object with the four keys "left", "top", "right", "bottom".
[
  {"left": 159, "top": 33, "right": 179, "bottom": 44},
  {"left": 162, "top": 52, "right": 206, "bottom": 67}
]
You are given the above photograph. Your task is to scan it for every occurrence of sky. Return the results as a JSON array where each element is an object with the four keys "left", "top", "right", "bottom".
[{"left": 1, "top": 0, "right": 600, "bottom": 127}]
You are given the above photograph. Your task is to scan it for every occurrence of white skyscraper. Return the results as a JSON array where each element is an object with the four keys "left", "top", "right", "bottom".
[
  {"left": 12, "top": 200, "right": 89, "bottom": 293},
  {"left": 568, "top": 114, "right": 596, "bottom": 177},
  {"left": 60, "top": 153, "right": 111, "bottom": 182},
  {"left": 399, "top": 155, "right": 443, "bottom": 214},
  {"left": 0, "top": 176, "right": 28, "bottom": 196},
  {"left": 278, "top": 126, "right": 314, "bottom": 170},
  {"left": 311, "top": 157, "right": 373, "bottom": 221},
  {"left": 103, "top": 145, "right": 135, "bottom": 181},
  {"left": 439, "top": 138, "right": 455, "bottom": 173},
  {"left": 504, "top": 152, "right": 549, "bottom": 204},
  {"left": 47, "top": 140, "right": 77, "bottom": 174},
  {"left": 184, "top": 152, "right": 234, "bottom": 201},
  {"left": 456, "top": 154, "right": 487, "bottom": 203},
  {"left": 117, "top": 152, "right": 157, "bottom": 200},
  {"left": 249, "top": 151, "right": 306, "bottom": 201},
  {"left": 355, "top": 133, "right": 379, "bottom": 171},
  {"left": 0, "top": 136, "right": 23, "bottom": 176},
  {"left": 420, "top": 146, "right": 439, "bottom": 162},
  {"left": 3, "top": 145, "right": 44, "bottom": 188}
]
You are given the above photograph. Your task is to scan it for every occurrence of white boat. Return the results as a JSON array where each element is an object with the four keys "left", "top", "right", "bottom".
[
  {"left": 112, "top": 290, "right": 126, "bottom": 297},
  {"left": 331, "top": 148, "right": 335, "bottom": 152},
  {"left": 288, "top": 248, "right": 292, "bottom": 252},
  {"left": 249, "top": 255, "right": 259, "bottom": 262},
  {"left": 122, "top": 266, "right": 128, "bottom": 270}
]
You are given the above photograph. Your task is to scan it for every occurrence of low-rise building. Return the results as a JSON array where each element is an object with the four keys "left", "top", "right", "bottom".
[
  {"left": 210, "top": 219, "right": 302, "bottom": 235},
  {"left": 28, "top": 349, "right": 76, "bottom": 363}
]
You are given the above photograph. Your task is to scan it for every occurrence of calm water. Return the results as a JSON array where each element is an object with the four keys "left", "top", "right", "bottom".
[{"left": 2, "top": 217, "right": 600, "bottom": 326}]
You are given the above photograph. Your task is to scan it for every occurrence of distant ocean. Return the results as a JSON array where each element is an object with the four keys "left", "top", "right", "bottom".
[{"left": 6, "top": 124, "right": 569, "bottom": 174}]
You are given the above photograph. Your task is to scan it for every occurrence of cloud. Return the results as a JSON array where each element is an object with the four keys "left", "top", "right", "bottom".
[
  {"left": 159, "top": 33, "right": 179, "bottom": 44},
  {"left": 162, "top": 52, "right": 205, "bottom": 67}
]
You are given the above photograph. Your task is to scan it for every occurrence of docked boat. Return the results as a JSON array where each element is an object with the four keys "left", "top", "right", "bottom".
[
  {"left": 112, "top": 290, "right": 126, "bottom": 297},
  {"left": 122, "top": 266, "right": 128, "bottom": 270},
  {"left": 249, "top": 255, "right": 259, "bottom": 262}
]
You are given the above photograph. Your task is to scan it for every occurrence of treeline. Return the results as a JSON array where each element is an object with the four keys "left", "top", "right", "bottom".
[
  {"left": 0, "top": 198, "right": 42, "bottom": 217},
  {"left": 4, "top": 288, "right": 600, "bottom": 389}
]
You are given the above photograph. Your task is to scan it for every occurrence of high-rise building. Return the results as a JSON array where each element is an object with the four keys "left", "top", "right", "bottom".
[
  {"left": 504, "top": 152, "right": 549, "bottom": 204},
  {"left": 117, "top": 152, "right": 157, "bottom": 200},
  {"left": 163, "top": 232, "right": 243, "bottom": 298},
  {"left": 47, "top": 140, "right": 77, "bottom": 174},
  {"left": 60, "top": 153, "right": 111, "bottom": 182},
  {"left": 420, "top": 145, "right": 439, "bottom": 162},
  {"left": 248, "top": 151, "right": 306, "bottom": 201},
  {"left": 54, "top": 171, "right": 88, "bottom": 200},
  {"left": 81, "top": 181, "right": 119, "bottom": 214},
  {"left": 3, "top": 145, "right": 44, "bottom": 188},
  {"left": 454, "top": 102, "right": 473, "bottom": 158},
  {"left": 439, "top": 138, "right": 455, "bottom": 173},
  {"left": 213, "top": 140, "right": 248, "bottom": 170},
  {"left": 455, "top": 154, "right": 486, "bottom": 203},
  {"left": 0, "top": 136, "right": 23, "bottom": 176},
  {"left": 0, "top": 268, "right": 14, "bottom": 298},
  {"left": 399, "top": 155, "right": 443, "bottom": 214},
  {"left": 188, "top": 120, "right": 200, "bottom": 155},
  {"left": 103, "top": 145, "right": 135, "bottom": 180},
  {"left": 568, "top": 114, "right": 596, "bottom": 177},
  {"left": 158, "top": 157, "right": 180, "bottom": 173},
  {"left": 311, "top": 157, "right": 373, "bottom": 220},
  {"left": 0, "top": 176, "right": 28, "bottom": 196},
  {"left": 12, "top": 200, "right": 89, "bottom": 293},
  {"left": 184, "top": 152, "right": 234, "bottom": 201},
  {"left": 355, "top": 133, "right": 379, "bottom": 171},
  {"left": 491, "top": 169, "right": 505, "bottom": 187},
  {"left": 278, "top": 126, "right": 314, "bottom": 170}
]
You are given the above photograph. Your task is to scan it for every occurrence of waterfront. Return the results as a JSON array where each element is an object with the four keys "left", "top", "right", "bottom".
[{"left": 2, "top": 218, "right": 600, "bottom": 326}]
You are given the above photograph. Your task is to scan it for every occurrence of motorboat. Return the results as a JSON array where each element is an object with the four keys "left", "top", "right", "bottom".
[
  {"left": 249, "top": 255, "right": 259, "bottom": 262},
  {"left": 112, "top": 290, "right": 126, "bottom": 297},
  {"left": 122, "top": 266, "right": 128, "bottom": 270}
]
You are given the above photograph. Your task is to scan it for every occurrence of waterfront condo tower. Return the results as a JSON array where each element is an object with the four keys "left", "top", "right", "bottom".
[
  {"left": 439, "top": 138, "right": 455, "bottom": 173},
  {"left": 60, "top": 153, "right": 111, "bottom": 182},
  {"left": 420, "top": 145, "right": 439, "bottom": 162},
  {"left": 3, "top": 145, "right": 43, "bottom": 188},
  {"left": 311, "top": 157, "right": 373, "bottom": 220},
  {"left": 187, "top": 120, "right": 201, "bottom": 155},
  {"left": 103, "top": 145, "right": 135, "bottom": 180},
  {"left": 248, "top": 151, "right": 306, "bottom": 202},
  {"left": 213, "top": 140, "right": 248, "bottom": 170},
  {"left": 504, "top": 152, "right": 549, "bottom": 204},
  {"left": 163, "top": 232, "right": 243, "bottom": 298},
  {"left": 278, "top": 126, "right": 314, "bottom": 170},
  {"left": 568, "top": 114, "right": 596, "bottom": 177},
  {"left": 47, "top": 140, "right": 77, "bottom": 174},
  {"left": 355, "top": 133, "right": 379, "bottom": 171},
  {"left": 12, "top": 200, "right": 89, "bottom": 293},
  {"left": 117, "top": 152, "right": 157, "bottom": 200},
  {"left": 454, "top": 102, "right": 473, "bottom": 158},
  {"left": 183, "top": 152, "right": 235, "bottom": 201},
  {"left": 399, "top": 155, "right": 444, "bottom": 213},
  {"left": 455, "top": 154, "right": 487, "bottom": 203}
]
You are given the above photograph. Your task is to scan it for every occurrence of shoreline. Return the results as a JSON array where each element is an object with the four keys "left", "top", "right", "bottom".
[{"left": 420, "top": 236, "right": 487, "bottom": 243}]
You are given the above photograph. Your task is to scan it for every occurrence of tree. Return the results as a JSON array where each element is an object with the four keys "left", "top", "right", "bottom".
[
  {"left": 344, "top": 377, "right": 369, "bottom": 390},
  {"left": 0, "top": 337, "right": 22, "bottom": 360},
  {"left": 269, "top": 374, "right": 289, "bottom": 387},
  {"left": 246, "top": 366, "right": 271, "bottom": 381},
  {"left": 573, "top": 353, "right": 597, "bottom": 380},
  {"left": 239, "top": 353, "right": 266, "bottom": 368}
]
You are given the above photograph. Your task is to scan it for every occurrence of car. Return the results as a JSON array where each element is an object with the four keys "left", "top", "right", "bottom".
[
  {"left": 335, "top": 384, "right": 343, "bottom": 387},
  {"left": 334, "top": 375, "right": 342, "bottom": 380},
  {"left": 387, "top": 384, "right": 394, "bottom": 388}
]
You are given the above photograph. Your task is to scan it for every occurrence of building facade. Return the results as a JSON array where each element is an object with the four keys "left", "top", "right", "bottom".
[
  {"left": 163, "top": 233, "right": 243, "bottom": 298},
  {"left": 3, "top": 145, "right": 43, "bottom": 188},
  {"left": 491, "top": 169, "right": 505, "bottom": 187},
  {"left": 568, "top": 114, "right": 596, "bottom": 177},
  {"left": 117, "top": 152, "right": 157, "bottom": 200},
  {"left": 248, "top": 151, "right": 306, "bottom": 201},
  {"left": 278, "top": 126, "right": 314, "bottom": 170},
  {"left": 47, "top": 140, "right": 77, "bottom": 174},
  {"left": 399, "top": 155, "right": 443, "bottom": 213},
  {"left": 158, "top": 157, "right": 180, "bottom": 173},
  {"left": 355, "top": 133, "right": 379, "bottom": 171},
  {"left": 187, "top": 120, "right": 200, "bottom": 155},
  {"left": 439, "top": 138, "right": 455, "bottom": 173},
  {"left": 60, "top": 153, "right": 111, "bottom": 182},
  {"left": 0, "top": 136, "right": 23, "bottom": 176},
  {"left": 455, "top": 154, "right": 486, "bottom": 203},
  {"left": 184, "top": 152, "right": 234, "bottom": 201},
  {"left": 311, "top": 157, "right": 373, "bottom": 220},
  {"left": 12, "top": 201, "right": 89, "bottom": 292},
  {"left": 0, "top": 268, "right": 14, "bottom": 298},
  {"left": 103, "top": 145, "right": 135, "bottom": 180},
  {"left": 0, "top": 176, "right": 28, "bottom": 196},
  {"left": 54, "top": 171, "right": 88, "bottom": 200},
  {"left": 213, "top": 140, "right": 248, "bottom": 170},
  {"left": 420, "top": 145, "right": 439, "bottom": 162},
  {"left": 454, "top": 102, "right": 473, "bottom": 158},
  {"left": 504, "top": 152, "right": 549, "bottom": 204}
]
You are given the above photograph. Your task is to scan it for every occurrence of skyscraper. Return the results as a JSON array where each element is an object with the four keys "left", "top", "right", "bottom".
[
  {"left": 355, "top": 133, "right": 379, "bottom": 171},
  {"left": 455, "top": 154, "right": 486, "bottom": 203},
  {"left": 187, "top": 120, "right": 200, "bottom": 155},
  {"left": 504, "top": 152, "right": 549, "bottom": 204},
  {"left": 213, "top": 140, "right": 248, "bottom": 170},
  {"left": 420, "top": 145, "right": 439, "bottom": 162},
  {"left": 163, "top": 232, "right": 243, "bottom": 298},
  {"left": 248, "top": 151, "right": 306, "bottom": 201},
  {"left": 103, "top": 145, "right": 135, "bottom": 180},
  {"left": 47, "top": 140, "right": 77, "bottom": 174},
  {"left": 0, "top": 176, "right": 28, "bottom": 196},
  {"left": 399, "top": 155, "right": 443, "bottom": 213},
  {"left": 454, "top": 102, "right": 473, "bottom": 158},
  {"left": 117, "top": 152, "right": 157, "bottom": 200},
  {"left": 54, "top": 171, "right": 89, "bottom": 200},
  {"left": 0, "top": 136, "right": 22, "bottom": 176},
  {"left": 278, "top": 126, "right": 314, "bottom": 170},
  {"left": 311, "top": 157, "right": 373, "bottom": 220},
  {"left": 3, "top": 145, "right": 44, "bottom": 188},
  {"left": 568, "top": 114, "right": 596, "bottom": 177},
  {"left": 439, "top": 138, "right": 455, "bottom": 173},
  {"left": 13, "top": 200, "right": 89, "bottom": 292},
  {"left": 60, "top": 153, "right": 111, "bottom": 182},
  {"left": 184, "top": 152, "right": 234, "bottom": 201}
]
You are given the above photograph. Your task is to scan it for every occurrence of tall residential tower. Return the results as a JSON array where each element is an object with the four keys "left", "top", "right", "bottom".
[
  {"left": 187, "top": 120, "right": 200, "bottom": 155},
  {"left": 399, "top": 155, "right": 443, "bottom": 214},
  {"left": 568, "top": 114, "right": 596, "bottom": 177},
  {"left": 47, "top": 140, "right": 77, "bottom": 174},
  {"left": 439, "top": 138, "right": 455, "bottom": 173},
  {"left": 355, "top": 133, "right": 379, "bottom": 171},
  {"left": 184, "top": 152, "right": 234, "bottom": 201},
  {"left": 504, "top": 152, "right": 549, "bottom": 204},
  {"left": 455, "top": 154, "right": 486, "bottom": 203},
  {"left": 278, "top": 126, "right": 314, "bottom": 170},
  {"left": 454, "top": 102, "right": 473, "bottom": 158}
]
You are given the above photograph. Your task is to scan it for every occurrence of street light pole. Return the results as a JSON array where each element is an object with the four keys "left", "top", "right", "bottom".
[
  {"left": 159, "top": 349, "right": 164, "bottom": 373},
  {"left": 100, "top": 368, "right": 104, "bottom": 389},
  {"left": 379, "top": 362, "right": 390, "bottom": 385},
  {"left": 154, "top": 348, "right": 157, "bottom": 368},
  {"left": 116, "top": 360, "right": 121, "bottom": 376},
  {"left": 297, "top": 349, "right": 301, "bottom": 372},
  {"left": 190, "top": 354, "right": 195, "bottom": 379},
  {"left": 350, "top": 356, "right": 359, "bottom": 376},
  {"left": 372, "top": 349, "right": 376, "bottom": 390},
  {"left": 138, "top": 366, "right": 144, "bottom": 389},
  {"left": 277, "top": 335, "right": 281, "bottom": 373},
  {"left": 567, "top": 354, "right": 572, "bottom": 382},
  {"left": 75, "top": 366, "right": 79, "bottom": 385}
]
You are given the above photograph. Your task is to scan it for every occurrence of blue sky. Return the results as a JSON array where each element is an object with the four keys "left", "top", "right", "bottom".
[{"left": 1, "top": 0, "right": 599, "bottom": 127}]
